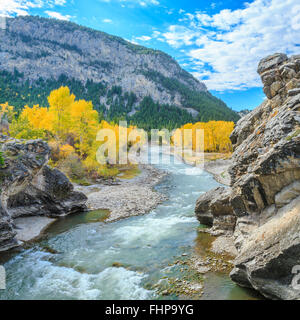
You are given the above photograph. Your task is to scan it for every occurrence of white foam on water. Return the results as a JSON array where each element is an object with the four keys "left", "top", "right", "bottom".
[
  {"left": 32, "top": 263, "right": 102, "bottom": 300},
  {"left": 4, "top": 250, "right": 152, "bottom": 300},
  {"left": 103, "top": 246, "right": 120, "bottom": 255},
  {"left": 113, "top": 214, "right": 195, "bottom": 245},
  {"left": 2, "top": 251, "right": 100, "bottom": 300},
  {"left": 95, "top": 267, "right": 153, "bottom": 300},
  {"left": 192, "top": 191, "right": 205, "bottom": 195}
]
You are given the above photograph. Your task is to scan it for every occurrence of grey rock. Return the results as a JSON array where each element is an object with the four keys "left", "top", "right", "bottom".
[
  {"left": 195, "top": 53, "right": 300, "bottom": 300},
  {"left": 257, "top": 53, "right": 288, "bottom": 75},
  {"left": 275, "top": 180, "right": 300, "bottom": 208},
  {"left": 195, "top": 187, "right": 235, "bottom": 230},
  {"left": 0, "top": 137, "right": 87, "bottom": 251}
]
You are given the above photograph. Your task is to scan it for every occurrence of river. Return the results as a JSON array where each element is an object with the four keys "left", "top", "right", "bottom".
[{"left": 0, "top": 147, "right": 260, "bottom": 300}]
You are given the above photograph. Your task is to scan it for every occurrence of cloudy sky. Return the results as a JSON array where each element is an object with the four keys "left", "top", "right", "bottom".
[{"left": 0, "top": 0, "right": 300, "bottom": 111}]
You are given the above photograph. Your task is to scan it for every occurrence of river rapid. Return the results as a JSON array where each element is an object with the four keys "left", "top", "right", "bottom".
[{"left": 0, "top": 147, "right": 259, "bottom": 300}]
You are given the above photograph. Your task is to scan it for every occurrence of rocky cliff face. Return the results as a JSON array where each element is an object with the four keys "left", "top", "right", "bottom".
[
  {"left": 0, "top": 16, "right": 240, "bottom": 124},
  {"left": 195, "top": 53, "right": 300, "bottom": 300},
  {"left": 0, "top": 136, "right": 87, "bottom": 252},
  {"left": 1, "top": 16, "right": 203, "bottom": 108}
]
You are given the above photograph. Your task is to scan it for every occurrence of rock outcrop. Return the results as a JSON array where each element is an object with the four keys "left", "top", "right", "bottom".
[
  {"left": 195, "top": 53, "right": 300, "bottom": 300},
  {"left": 0, "top": 136, "right": 87, "bottom": 251}
]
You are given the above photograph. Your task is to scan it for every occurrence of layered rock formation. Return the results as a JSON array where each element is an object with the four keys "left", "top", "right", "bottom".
[
  {"left": 0, "top": 136, "right": 87, "bottom": 251},
  {"left": 195, "top": 53, "right": 300, "bottom": 300}
]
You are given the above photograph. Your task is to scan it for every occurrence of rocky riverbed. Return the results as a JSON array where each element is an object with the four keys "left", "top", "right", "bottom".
[{"left": 75, "top": 165, "right": 168, "bottom": 222}]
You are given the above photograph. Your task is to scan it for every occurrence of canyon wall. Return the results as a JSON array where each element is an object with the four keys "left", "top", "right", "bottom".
[{"left": 195, "top": 53, "right": 300, "bottom": 300}]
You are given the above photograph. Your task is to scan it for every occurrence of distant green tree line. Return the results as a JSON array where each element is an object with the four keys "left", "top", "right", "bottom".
[{"left": 0, "top": 70, "right": 239, "bottom": 131}]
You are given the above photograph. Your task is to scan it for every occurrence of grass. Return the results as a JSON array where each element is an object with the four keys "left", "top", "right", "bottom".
[
  {"left": 71, "top": 177, "right": 92, "bottom": 186},
  {"left": 177, "top": 150, "right": 232, "bottom": 166},
  {"left": 116, "top": 165, "right": 141, "bottom": 180}
]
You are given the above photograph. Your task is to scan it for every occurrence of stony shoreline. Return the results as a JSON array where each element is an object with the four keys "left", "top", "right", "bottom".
[
  {"left": 75, "top": 164, "right": 168, "bottom": 222},
  {"left": 9, "top": 164, "right": 167, "bottom": 244},
  {"left": 204, "top": 159, "right": 232, "bottom": 186}
]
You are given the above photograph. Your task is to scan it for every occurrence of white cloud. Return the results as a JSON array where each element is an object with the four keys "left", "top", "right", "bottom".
[
  {"left": 53, "top": 0, "right": 66, "bottom": 5},
  {"left": 102, "top": 18, "right": 112, "bottom": 23},
  {"left": 155, "top": 0, "right": 300, "bottom": 91},
  {"left": 0, "top": 0, "right": 68, "bottom": 17},
  {"left": 126, "top": 38, "right": 139, "bottom": 45},
  {"left": 99, "top": 0, "right": 159, "bottom": 6},
  {"left": 135, "top": 35, "right": 151, "bottom": 41},
  {"left": 139, "top": 0, "right": 159, "bottom": 6},
  {"left": 45, "top": 10, "right": 71, "bottom": 20},
  {"left": 0, "top": 0, "right": 44, "bottom": 16},
  {"left": 160, "top": 25, "right": 201, "bottom": 48}
]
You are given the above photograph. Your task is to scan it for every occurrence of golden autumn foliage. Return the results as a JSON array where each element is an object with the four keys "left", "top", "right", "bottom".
[
  {"left": 82, "top": 120, "right": 141, "bottom": 177},
  {"left": 21, "top": 105, "right": 53, "bottom": 131},
  {"left": 59, "top": 144, "right": 76, "bottom": 159},
  {"left": 6, "top": 86, "right": 235, "bottom": 182},
  {"left": 9, "top": 86, "right": 140, "bottom": 181},
  {"left": 172, "top": 121, "right": 234, "bottom": 153}
]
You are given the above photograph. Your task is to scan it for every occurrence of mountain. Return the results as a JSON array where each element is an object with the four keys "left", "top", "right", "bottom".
[
  {"left": 0, "top": 16, "right": 239, "bottom": 129},
  {"left": 237, "top": 109, "right": 250, "bottom": 117}
]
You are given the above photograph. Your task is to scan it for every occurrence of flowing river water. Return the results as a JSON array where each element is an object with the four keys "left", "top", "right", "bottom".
[{"left": 0, "top": 148, "right": 260, "bottom": 300}]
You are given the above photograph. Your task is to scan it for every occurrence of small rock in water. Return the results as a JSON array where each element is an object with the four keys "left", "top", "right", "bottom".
[
  {"left": 197, "top": 266, "right": 211, "bottom": 274},
  {"left": 188, "top": 283, "right": 203, "bottom": 291}
]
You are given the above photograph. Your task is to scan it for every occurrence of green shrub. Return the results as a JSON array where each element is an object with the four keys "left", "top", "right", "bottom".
[
  {"left": 0, "top": 151, "right": 4, "bottom": 167},
  {"left": 55, "top": 154, "right": 91, "bottom": 185}
]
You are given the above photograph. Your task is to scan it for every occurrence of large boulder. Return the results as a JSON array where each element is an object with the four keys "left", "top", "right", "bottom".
[
  {"left": 7, "top": 166, "right": 87, "bottom": 218},
  {"left": 230, "top": 196, "right": 300, "bottom": 300},
  {"left": 0, "top": 137, "right": 87, "bottom": 251},
  {"left": 195, "top": 53, "right": 300, "bottom": 300},
  {"left": 195, "top": 187, "right": 235, "bottom": 233}
]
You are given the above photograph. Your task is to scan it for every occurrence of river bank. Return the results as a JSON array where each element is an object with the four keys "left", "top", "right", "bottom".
[
  {"left": 75, "top": 164, "right": 168, "bottom": 222},
  {"left": 12, "top": 153, "right": 231, "bottom": 244},
  {"left": 167, "top": 146, "right": 232, "bottom": 186},
  {"left": 11, "top": 164, "right": 167, "bottom": 243},
  {"left": 204, "top": 159, "right": 232, "bottom": 186}
]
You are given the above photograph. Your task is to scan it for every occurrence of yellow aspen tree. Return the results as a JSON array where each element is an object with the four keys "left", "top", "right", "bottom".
[{"left": 48, "top": 86, "right": 75, "bottom": 140}]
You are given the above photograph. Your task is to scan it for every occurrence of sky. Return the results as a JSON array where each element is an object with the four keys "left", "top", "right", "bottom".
[{"left": 0, "top": 0, "right": 300, "bottom": 111}]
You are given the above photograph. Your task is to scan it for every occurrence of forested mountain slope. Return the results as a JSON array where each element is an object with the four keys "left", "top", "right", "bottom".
[{"left": 0, "top": 16, "right": 239, "bottom": 128}]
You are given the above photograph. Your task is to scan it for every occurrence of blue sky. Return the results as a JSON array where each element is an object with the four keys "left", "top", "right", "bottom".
[{"left": 1, "top": 0, "right": 300, "bottom": 111}]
